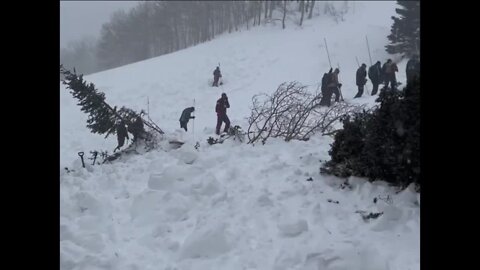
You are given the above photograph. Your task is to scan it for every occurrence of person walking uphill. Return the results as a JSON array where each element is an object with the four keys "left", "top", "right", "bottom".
[
  {"left": 213, "top": 66, "right": 222, "bottom": 87},
  {"left": 368, "top": 61, "right": 382, "bottom": 95},
  {"left": 179, "top": 107, "right": 195, "bottom": 132},
  {"left": 354, "top": 63, "right": 367, "bottom": 98},
  {"left": 215, "top": 93, "right": 230, "bottom": 135}
]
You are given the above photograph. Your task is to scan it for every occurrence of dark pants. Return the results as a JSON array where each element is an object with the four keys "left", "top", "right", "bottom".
[
  {"left": 213, "top": 76, "right": 220, "bottom": 87},
  {"left": 407, "top": 74, "right": 419, "bottom": 86},
  {"left": 383, "top": 75, "right": 397, "bottom": 90},
  {"left": 115, "top": 135, "right": 126, "bottom": 152},
  {"left": 216, "top": 114, "right": 230, "bottom": 135},
  {"left": 331, "top": 86, "right": 340, "bottom": 102},
  {"left": 371, "top": 83, "right": 379, "bottom": 95},
  {"left": 354, "top": 85, "right": 364, "bottom": 98},
  {"left": 180, "top": 121, "right": 188, "bottom": 132},
  {"left": 319, "top": 86, "right": 339, "bottom": 106},
  {"left": 320, "top": 88, "right": 332, "bottom": 106}
]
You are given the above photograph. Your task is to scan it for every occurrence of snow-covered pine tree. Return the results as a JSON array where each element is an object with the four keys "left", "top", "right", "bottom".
[
  {"left": 60, "top": 65, "right": 163, "bottom": 140},
  {"left": 386, "top": 1, "right": 420, "bottom": 57}
]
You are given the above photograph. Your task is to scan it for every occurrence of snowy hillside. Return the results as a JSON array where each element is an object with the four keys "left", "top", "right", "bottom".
[{"left": 60, "top": 2, "right": 419, "bottom": 270}]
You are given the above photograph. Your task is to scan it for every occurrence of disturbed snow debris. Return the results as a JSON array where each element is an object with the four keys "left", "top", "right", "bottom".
[{"left": 60, "top": 1, "right": 418, "bottom": 269}]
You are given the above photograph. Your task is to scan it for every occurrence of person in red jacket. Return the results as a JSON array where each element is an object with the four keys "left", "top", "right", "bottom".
[{"left": 215, "top": 93, "right": 230, "bottom": 135}]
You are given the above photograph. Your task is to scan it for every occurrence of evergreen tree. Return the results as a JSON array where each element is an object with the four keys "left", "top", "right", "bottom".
[
  {"left": 386, "top": 1, "right": 420, "bottom": 57},
  {"left": 60, "top": 65, "right": 142, "bottom": 138},
  {"left": 322, "top": 78, "right": 421, "bottom": 187}
]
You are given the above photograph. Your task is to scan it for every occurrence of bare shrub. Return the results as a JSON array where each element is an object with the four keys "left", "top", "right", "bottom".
[{"left": 247, "top": 82, "right": 365, "bottom": 144}]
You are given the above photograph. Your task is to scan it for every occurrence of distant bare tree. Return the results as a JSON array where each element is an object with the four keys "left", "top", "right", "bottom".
[
  {"left": 60, "top": 36, "right": 99, "bottom": 76},
  {"left": 268, "top": 0, "right": 274, "bottom": 18},
  {"left": 265, "top": 0, "right": 268, "bottom": 19},
  {"left": 94, "top": 1, "right": 322, "bottom": 71},
  {"left": 324, "top": 1, "right": 349, "bottom": 23},
  {"left": 308, "top": 0, "right": 315, "bottom": 19},
  {"left": 300, "top": 0, "right": 305, "bottom": 26}
]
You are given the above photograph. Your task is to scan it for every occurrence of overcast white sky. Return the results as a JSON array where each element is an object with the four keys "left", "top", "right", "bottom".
[{"left": 60, "top": 1, "right": 139, "bottom": 48}]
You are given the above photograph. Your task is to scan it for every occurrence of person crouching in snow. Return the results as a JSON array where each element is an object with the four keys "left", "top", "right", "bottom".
[
  {"left": 213, "top": 66, "right": 222, "bottom": 87},
  {"left": 179, "top": 107, "right": 195, "bottom": 132}
]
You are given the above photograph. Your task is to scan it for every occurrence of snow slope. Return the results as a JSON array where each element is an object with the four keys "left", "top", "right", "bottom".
[{"left": 61, "top": 2, "right": 418, "bottom": 270}]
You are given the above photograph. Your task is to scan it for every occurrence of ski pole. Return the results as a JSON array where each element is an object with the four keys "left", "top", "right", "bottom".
[
  {"left": 337, "top": 63, "right": 344, "bottom": 102},
  {"left": 366, "top": 35, "right": 373, "bottom": 66},
  {"left": 324, "top": 38, "right": 332, "bottom": 68},
  {"left": 193, "top": 98, "right": 196, "bottom": 142}
]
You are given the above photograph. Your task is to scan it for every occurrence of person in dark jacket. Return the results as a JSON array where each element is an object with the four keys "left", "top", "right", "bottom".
[
  {"left": 354, "top": 63, "right": 368, "bottom": 98},
  {"left": 368, "top": 61, "right": 382, "bottom": 95},
  {"left": 328, "top": 68, "right": 342, "bottom": 103},
  {"left": 215, "top": 93, "right": 230, "bottom": 135},
  {"left": 406, "top": 55, "right": 420, "bottom": 85},
  {"left": 128, "top": 116, "right": 145, "bottom": 142},
  {"left": 114, "top": 120, "right": 129, "bottom": 152},
  {"left": 319, "top": 68, "right": 333, "bottom": 106},
  {"left": 179, "top": 107, "right": 195, "bottom": 132},
  {"left": 382, "top": 59, "right": 398, "bottom": 91},
  {"left": 213, "top": 66, "right": 222, "bottom": 87}
]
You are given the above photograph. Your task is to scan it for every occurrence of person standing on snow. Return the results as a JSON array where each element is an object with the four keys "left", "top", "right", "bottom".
[
  {"left": 128, "top": 116, "right": 145, "bottom": 142},
  {"left": 368, "top": 61, "right": 382, "bottom": 95},
  {"left": 215, "top": 93, "right": 230, "bottom": 135},
  {"left": 114, "top": 120, "right": 129, "bottom": 152},
  {"left": 320, "top": 68, "right": 333, "bottom": 106},
  {"left": 328, "top": 68, "right": 342, "bottom": 103},
  {"left": 354, "top": 63, "right": 368, "bottom": 98},
  {"left": 406, "top": 55, "right": 420, "bottom": 86},
  {"left": 382, "top": 59, "right": 398, "bottom": 91},
  {"left": 213, "top": 66, "right": 222, "bottom": 87}
]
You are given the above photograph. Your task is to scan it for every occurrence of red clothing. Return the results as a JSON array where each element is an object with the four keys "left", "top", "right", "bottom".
[{"left": 215, "top": 97, "right": 230, "bottom": 115}]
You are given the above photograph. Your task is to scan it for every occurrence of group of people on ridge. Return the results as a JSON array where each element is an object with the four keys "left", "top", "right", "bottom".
[
  {"left": 320, "top": 56, "right": 420, "bottom": 106},
  {"left": 354, "top": 59, "right": 399, "bottom": 99}
]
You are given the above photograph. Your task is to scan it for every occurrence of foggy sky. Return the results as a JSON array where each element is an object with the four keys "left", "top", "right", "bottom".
[{"left": 60, "top": 1, "right": 139, "bottom": 48}]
